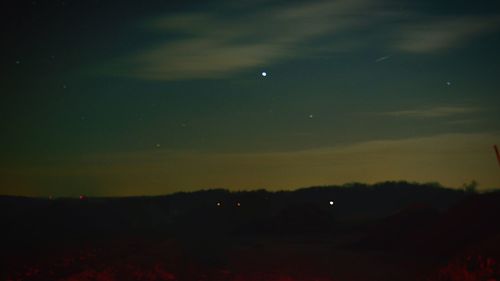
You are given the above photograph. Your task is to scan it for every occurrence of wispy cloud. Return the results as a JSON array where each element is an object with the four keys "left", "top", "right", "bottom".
[
  {"left": 115, "top": 0, "right": 382, "bottom": 80},
  {"left": 381, "top": 106, "right": 481, "bottom": 118},
  {"left": 394, "top": 16, "right": 500, "bottom": 53},
  {"left": 107, "top": 1, "right": 500, "bottom": 80}
]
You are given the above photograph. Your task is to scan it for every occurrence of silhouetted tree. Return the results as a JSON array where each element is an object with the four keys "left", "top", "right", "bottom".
[{"left": 462, "top": 180, "right": 478, "bottom": 194}]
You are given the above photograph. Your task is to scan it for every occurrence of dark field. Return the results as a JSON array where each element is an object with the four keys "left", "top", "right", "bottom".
[{"left": 2, "top": 182, "right": 500, "bottom": 281}]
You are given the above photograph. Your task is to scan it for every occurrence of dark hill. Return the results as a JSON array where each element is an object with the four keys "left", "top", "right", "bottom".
[
  {"left": 2, "top": 182, "right": 500, "bottom": 281},
  {"left": 0, "top": 182, "right": 466, "bottom": 242}
]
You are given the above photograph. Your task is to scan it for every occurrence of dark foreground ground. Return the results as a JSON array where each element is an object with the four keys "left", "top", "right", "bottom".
[{"left": 2, "top": 182, "right": 500, "bottom": 281}]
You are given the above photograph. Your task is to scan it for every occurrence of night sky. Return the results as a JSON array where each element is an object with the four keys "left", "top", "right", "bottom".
[{"left": 1, "top": 0, "right": 500, "bottom": 197}]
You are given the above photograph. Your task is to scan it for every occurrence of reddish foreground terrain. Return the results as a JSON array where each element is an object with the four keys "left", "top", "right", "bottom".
[{"left": 2, "top": 184, "right": 500, "bottom": 281}]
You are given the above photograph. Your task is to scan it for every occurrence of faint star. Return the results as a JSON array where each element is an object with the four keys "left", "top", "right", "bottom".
[
  {"left": 308, "top": 114, "right": 314, "bottom": 119},
  {"left": 62, "top": 84, "right": 67, "bottom": 89},
  {"left": 155, "top": 143, "right": 161, "bottom": 148},
  {"left": 15, "top": 60, "right": 21, "bottom": 65},
  {"left": 446, "top": 81, "right": 451, "bottom": 86}
]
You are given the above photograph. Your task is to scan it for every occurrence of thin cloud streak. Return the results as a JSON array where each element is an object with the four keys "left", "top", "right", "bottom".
[
  {"left": 395, "top": 16, "right": 500, "bottom": 53},
  {"left": 3, "top": 133, "right": 499, "bottom": 196},
  {"left": 375, "top": 55, "right": 390, "bottom": 62},
  {"left": 381, "top": 106, "right": 481, "bottom": 118}
]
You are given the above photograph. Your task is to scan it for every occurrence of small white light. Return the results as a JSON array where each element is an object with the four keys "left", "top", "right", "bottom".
[
  {"left": 329, "top": 201, "right": 334, "bottom": 206},
  {"left": 261, "top": 71, "right": 267, "bottom": 77}
]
